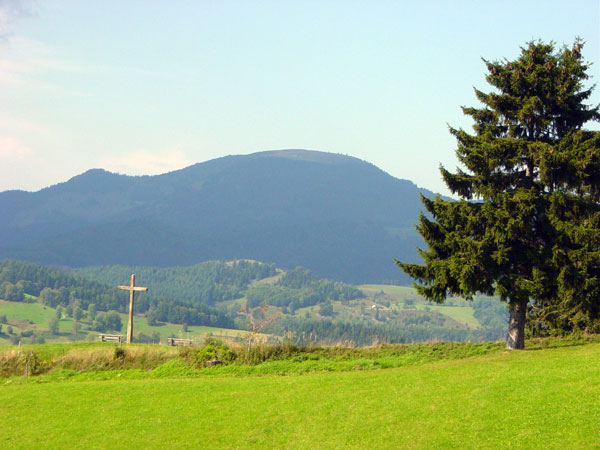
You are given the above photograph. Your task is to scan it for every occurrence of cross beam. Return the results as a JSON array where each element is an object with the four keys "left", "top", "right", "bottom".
[{"left": 118, "top": 274, "right": 148, "bottom": 344}]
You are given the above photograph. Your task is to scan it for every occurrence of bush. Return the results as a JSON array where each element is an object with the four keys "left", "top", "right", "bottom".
[
  {"left": 242, "top": 340, "right": 300, "bottom": 365},
  {"left": 188, "top": 339, "right": 236, "bottom": 367},
  {"left": 319, "top": 302, "right": 334, "bottom": 317},
  {"left": 32, "top": 335, "right": 46, "bottom": 344},
  {"left": 114, "top": 347, "right": 126, "bottom": 360},
  {"left": 94, "top": 311, "right": 122, "bottom": 333}
]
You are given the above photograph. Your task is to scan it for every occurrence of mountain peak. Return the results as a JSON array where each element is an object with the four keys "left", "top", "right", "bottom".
[{"left": 250, "top": 149, "right": 362, "bottom": 165}]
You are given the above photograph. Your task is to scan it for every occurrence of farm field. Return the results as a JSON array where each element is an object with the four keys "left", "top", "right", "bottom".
[{"left": 1, "top": 341, "right": 598, "bottom": 449}]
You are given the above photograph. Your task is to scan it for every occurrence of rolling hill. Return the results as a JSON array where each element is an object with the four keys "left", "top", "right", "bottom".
[{"left": 0, "top": 149, "right": 438, "bottom": 283}]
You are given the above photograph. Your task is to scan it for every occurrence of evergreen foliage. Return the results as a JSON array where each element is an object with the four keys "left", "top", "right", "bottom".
[
  {"left": 397, "top": 40, "right": 600, "bottom": 349},
  {"left": 72, "top": 260, "right": 277, "bottom": 306}
]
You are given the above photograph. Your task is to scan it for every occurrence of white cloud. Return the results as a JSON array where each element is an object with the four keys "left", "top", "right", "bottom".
[
  {"left": 0, "top": 134, "right": 33, "bottom": 158},
  {"left": 98, "top": 149, "right": 193, "bottom": 176}
]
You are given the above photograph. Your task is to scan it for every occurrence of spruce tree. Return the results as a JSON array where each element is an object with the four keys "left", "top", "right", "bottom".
[{"left": 397, "top": 40, "right": 599, "bottom": 349}]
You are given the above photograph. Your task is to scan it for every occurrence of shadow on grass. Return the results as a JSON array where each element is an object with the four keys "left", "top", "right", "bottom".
[{"left": 525, "top": 335, "right": 599, "bottom": 351}]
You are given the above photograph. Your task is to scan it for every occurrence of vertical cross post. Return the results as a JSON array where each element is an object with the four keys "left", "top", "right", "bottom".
[{"left": 118, "top": 274, "right": 148, "bottom": 344}]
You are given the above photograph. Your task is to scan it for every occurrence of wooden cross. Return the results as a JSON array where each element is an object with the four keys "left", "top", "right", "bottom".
[{"left": 118, "top": 274, "right": 148, "bottom": 344}]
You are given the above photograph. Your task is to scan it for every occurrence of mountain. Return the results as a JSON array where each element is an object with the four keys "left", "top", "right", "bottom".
[{"left": 0, "top": 149, "right": 438, "bottom": 283}]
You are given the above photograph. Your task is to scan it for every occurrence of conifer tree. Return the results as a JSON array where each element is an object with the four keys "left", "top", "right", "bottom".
[{"left": 397, "top": 40, "right": 599, "bottom": 349}]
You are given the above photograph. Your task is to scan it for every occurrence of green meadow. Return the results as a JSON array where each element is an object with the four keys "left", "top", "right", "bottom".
[
  {"left": 1, "top": 340, "right": 598, "bottom": 449},
  {"left": 415, "top": 303, "right": 479, "bottom": 328},
  {"left": 0, "top": 300, "right": 56, "bottom": 328}
]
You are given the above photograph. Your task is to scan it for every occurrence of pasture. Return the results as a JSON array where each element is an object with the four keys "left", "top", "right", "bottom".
[{"left": 1, "top": 340, "right": 598, "bottom": 449}]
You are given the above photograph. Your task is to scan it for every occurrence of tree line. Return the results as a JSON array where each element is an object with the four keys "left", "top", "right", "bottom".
[{"left": 269, "top": 317, "right": 504, "bottom": 347}]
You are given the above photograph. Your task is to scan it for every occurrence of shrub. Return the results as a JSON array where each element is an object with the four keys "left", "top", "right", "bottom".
[
  {"left": 32, "top": 335, "right": 46, "bottom": 344},
  {"left": 114, "top": 347, "right": 126, "bottom": 361},
  {"left": 189, "top": 339, "right": 236, "bottom": 367}
]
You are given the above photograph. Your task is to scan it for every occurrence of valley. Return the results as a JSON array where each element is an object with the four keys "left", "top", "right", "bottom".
[{"left": 0, "top": 259, "right": 507, "bottom": 347}]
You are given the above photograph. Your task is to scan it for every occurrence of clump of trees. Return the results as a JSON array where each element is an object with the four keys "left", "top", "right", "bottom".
[
  {"left": 246, "top": 268, "right": 363, "bottom": 310},
  {"left": 398, "top": 40, "right": 599, "bottom": 349},
  {"left": 92, "top": 311, "right": 123, "bottom": 333}
]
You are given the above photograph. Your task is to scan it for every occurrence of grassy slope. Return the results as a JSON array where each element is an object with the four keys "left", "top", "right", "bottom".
[
  {"left": 1, "top": 342, "right": 598, "bottom": 449},
  {"left": 0, "top": 300, "right": 56, "bottom": 328},
  {"left": 415, "top": 303, "right": 479, "bottom": 328}
]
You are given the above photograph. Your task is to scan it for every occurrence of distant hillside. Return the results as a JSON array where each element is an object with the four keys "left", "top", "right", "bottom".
[{"left": 0, "top": 149, "right": 438, "bottom": 283}]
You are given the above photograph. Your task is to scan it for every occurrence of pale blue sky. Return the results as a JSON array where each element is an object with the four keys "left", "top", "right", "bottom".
[{"left": 1, "top": 0, "right": 598, "bottom": 194}]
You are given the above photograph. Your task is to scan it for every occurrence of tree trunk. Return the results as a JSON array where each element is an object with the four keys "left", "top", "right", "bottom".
[{"left": 506, "top": 300, "right": 527, "bottom": 350}]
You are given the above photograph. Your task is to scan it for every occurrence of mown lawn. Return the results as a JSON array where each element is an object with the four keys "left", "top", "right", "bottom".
[{"left": 1, "top": 342, "right": 598, "bottom": 449}]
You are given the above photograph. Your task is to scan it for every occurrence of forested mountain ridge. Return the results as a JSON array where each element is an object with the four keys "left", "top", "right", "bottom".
[{"left": 0, "top": 149, "right": 436, "bottom": 283}]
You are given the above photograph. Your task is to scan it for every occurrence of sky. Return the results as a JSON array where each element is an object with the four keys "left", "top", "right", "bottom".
[{"left": 0, "top": 0, "right": 598, "bottom": 195}]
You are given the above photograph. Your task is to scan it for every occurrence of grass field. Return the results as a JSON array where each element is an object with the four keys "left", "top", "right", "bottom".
[
  {"left": 415, "top": 303, "right": 479, "bottom": 328},
  {"left": 0, "top": 300, "right": 56, "bottom": 328},
  {"left": 1, "top": 340, "right": 598, "bottom": 449}
]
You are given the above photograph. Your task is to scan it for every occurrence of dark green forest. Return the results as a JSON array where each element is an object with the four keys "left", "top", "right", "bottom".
[{"left": 71, "top": 261, "right": 278, "bottom": 306}]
